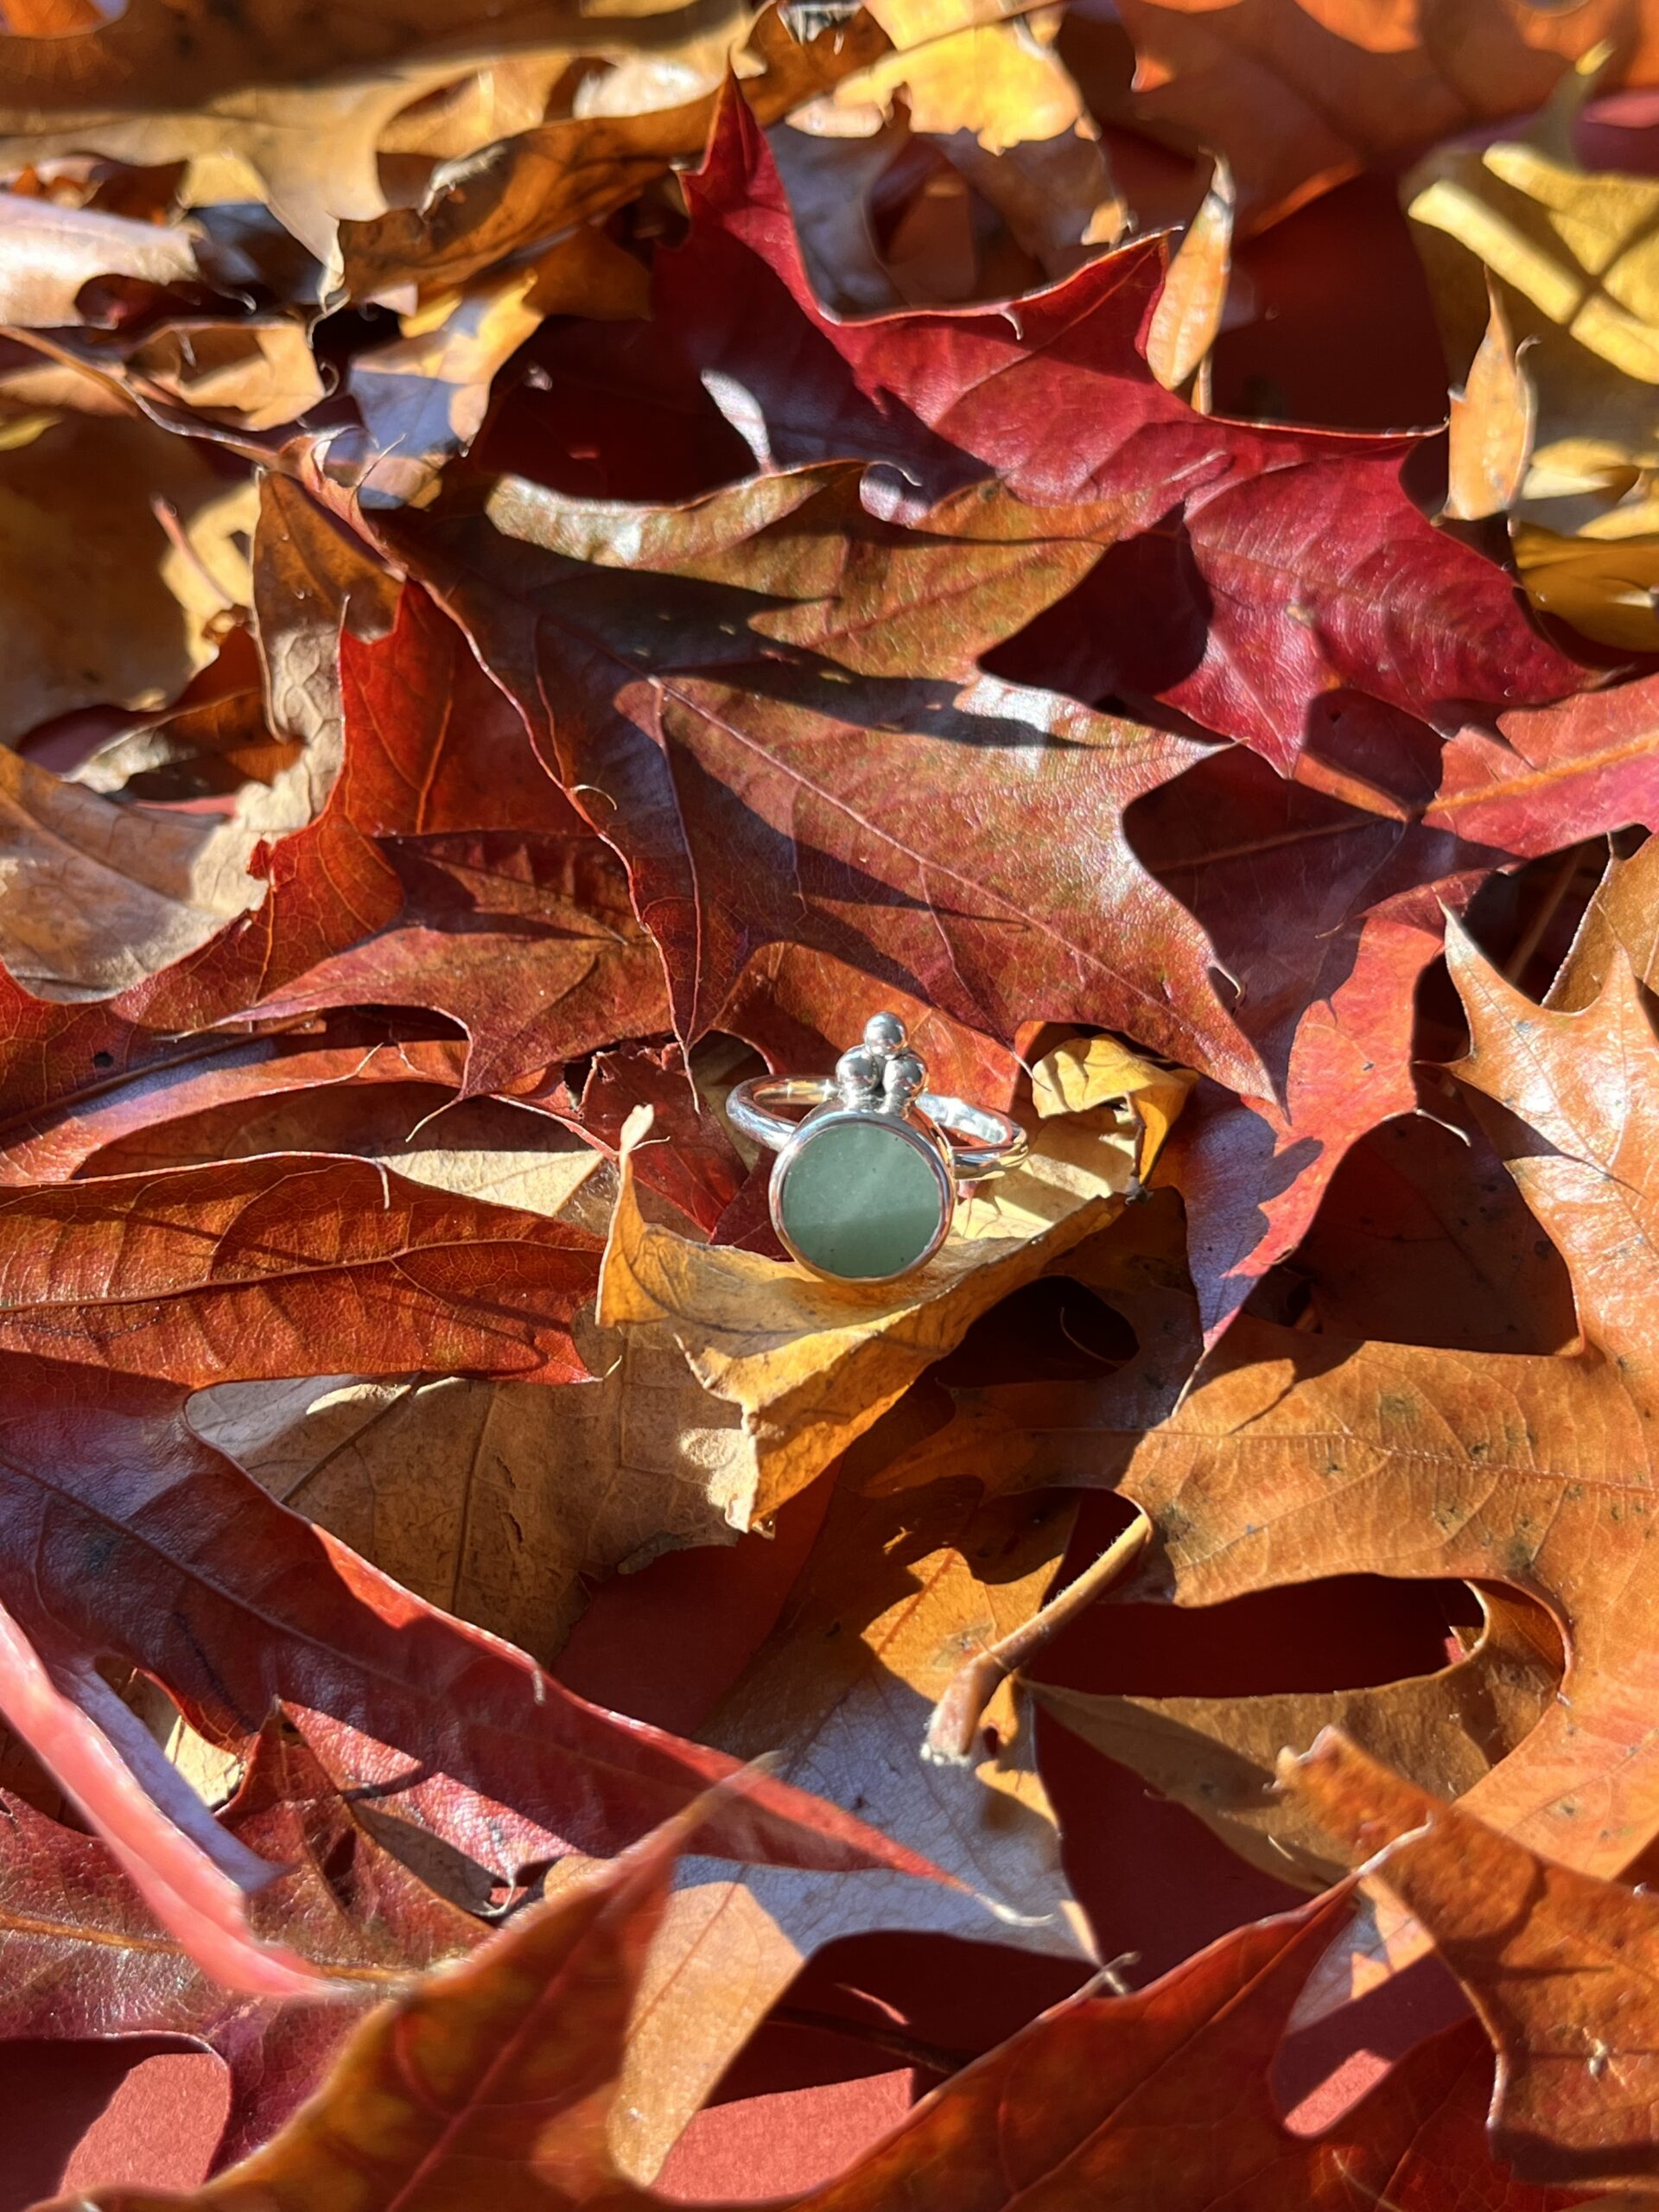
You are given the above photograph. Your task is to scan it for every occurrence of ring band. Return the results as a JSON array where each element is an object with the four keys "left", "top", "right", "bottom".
[
  {"left": 727, "top": 1076, "right": 1028, "bottom": 1179},
  {"left": 726, "top": 1012, "right": 1029, "bottom": 1287}
]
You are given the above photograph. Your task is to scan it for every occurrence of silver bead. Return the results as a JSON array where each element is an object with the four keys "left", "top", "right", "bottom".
[{"left": 862, "top": 1011, "right": 907, "bottom": 1055}]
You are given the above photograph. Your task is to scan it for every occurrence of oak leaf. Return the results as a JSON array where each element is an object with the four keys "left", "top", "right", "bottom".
[
  {"left": 0, "top": 1718, "right": 481, "bottom": 2171},
  {"left": 50, "top": 1796, "right": 1570, "bottom": 2212},
  {"left": 1287, "top": 1728, "right": 1659, "bottom": 2190},
  {"left": 536, "top": 89, "right": 1591, "bottom": 769},
  {"left": 550, "top": 1472, "right": 1090, "bottom": 2180},
  {"left": 385, "top": 462, "right": 1259, "bottom": 1086}
]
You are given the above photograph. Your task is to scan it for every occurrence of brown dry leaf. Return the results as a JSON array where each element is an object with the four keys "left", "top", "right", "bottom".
[
  {"left": 545, "top": 1473, "right": 1090, "bottom": 2182},
  {"left": 1146, "top": 156, "right": 1233, "bottom": 397},
  {"left": 0, "top": 413, "right": 254, "bottom": 745},
  {"left": 340, "top": 229, "right": 648, "bottom": 508},
  {"left": 183, "top": 1115, "right": 746, "bottom": 1664},
  {"left": 1033, "top": 1588, "right": 1560, "bottom": 1892},
  {"left": 339, "top": 6, "right": 893, "bottom": 301},
  {"left": 597, "top": 1088, "right": 1147, "bottom": 1536},
  {"left": 1445, "top": 281, "right": 1535, "bottom": 522},
  {"left": 0, "top": 746, "right": 264, "bottom": 996},
  {"left": 1548, "top": 833, "right": 1659, "bottom": 1011},
  {"left": 1115, "top": 0, "right": 1659, "bottom": 232}
]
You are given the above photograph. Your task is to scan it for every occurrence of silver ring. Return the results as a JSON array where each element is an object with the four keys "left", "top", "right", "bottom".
[{"left": 727, "top": 1012, "right": 1028, "bottom": 1287}]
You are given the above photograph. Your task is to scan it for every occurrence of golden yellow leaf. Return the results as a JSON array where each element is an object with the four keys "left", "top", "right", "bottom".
[
  {"left": 1512, "top": 518, "right": 1659, "bottom": 651},
  {"left": 1147, "top": 158, "right": 1234, "bottom": 397},
  {"left": 597, "top": 1093, "right": 1139, "bottom": 1531},
  {"left": 1029, "top": 1033, "right": 1195, "bottom": 1182},
  {"left": 1445, "top": 281, "right": 1535, "bottom": 520}
]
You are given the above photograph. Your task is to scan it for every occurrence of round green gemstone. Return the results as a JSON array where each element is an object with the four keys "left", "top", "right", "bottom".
[{"left": 778, "top": 1118, "right": 947, "bottom": 1280}]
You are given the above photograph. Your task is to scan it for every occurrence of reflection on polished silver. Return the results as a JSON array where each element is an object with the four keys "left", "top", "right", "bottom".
[{"left": 727, "top": 1012, "right": 1029, "bottom": 1286}]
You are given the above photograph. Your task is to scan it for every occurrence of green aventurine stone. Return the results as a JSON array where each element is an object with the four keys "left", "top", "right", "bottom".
[{"left": 779, "top": 1117, "right": 947, "bottom": 1280}]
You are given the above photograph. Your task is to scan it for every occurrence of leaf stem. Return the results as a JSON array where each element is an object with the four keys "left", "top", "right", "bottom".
[{"left": 921, "top": 1510, "right": 1153, "bottom": 1765}]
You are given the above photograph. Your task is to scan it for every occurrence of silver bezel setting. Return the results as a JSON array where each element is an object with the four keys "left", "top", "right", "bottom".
[{"left": 768, "top": 1105, "right": 955, "bottom": 1286}]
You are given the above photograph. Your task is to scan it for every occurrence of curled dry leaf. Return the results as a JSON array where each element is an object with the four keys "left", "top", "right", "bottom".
[
  {"left": 339, "top": 229, "right": 649, "bottom": 509},
  {"left": 1445, "top": 283, "right": 1535, "bottom": 524},
  {"left": 0, "top": 1348, "right": 940, "bottom": 2008},
  {"left": 1145, "top": 156, "right": 1233, "bottom": 397},
  {"left": 597, "top": 1078, "right": 1147, "bottom": 1535},
  {"left": 1409, "top": 55, "right": 1659, "bottom": 646}
]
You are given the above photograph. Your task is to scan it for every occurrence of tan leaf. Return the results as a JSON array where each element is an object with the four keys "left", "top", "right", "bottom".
[
  {"left": 0, "top": 414, "right": 254, "bottom": 745},
  {"left": 546, "top": 1473, "right": 1090, "bottom": 2181},
  {"left": 1033, "top": 1589, "right": 1559, "bottom": 1891},
  {"left": 1146, "top": 157, "right": 1234, "bottom": 396},
  {"left": 1548, "top": 834, "right": 1659, "bottom": 1010},
  {"left": 1445, "top": 281, "right": 1535, "bottom": 521},
  {"left": 598, "top": 1096, "right": 1140, "bottom": 1533},
  {"left": 1029, "top": 1033, "right": 1195, "bottom": 1182}
]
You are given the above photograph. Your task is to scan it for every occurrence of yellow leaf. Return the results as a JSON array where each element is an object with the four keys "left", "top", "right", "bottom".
[
  {"left": 1029, "top": 1034, "right": 1195, "bottom": 1181},
  {"left": 1147, "top": 158, "right": 1234, "bottom": 396},
  {"left": 1445, "top": 281, "right": 1535, "bottom": 520},
  {"left": 1513, "top": 518, "right": 1659, "bottom": 651},
  {"left": 597, "top": 1094, "right": 1138, "bottom": 1530}
]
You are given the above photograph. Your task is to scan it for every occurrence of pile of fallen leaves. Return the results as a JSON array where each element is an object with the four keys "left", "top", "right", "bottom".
[{"left": 11, "top": 0, "right": 1659, "bottom": 2201}]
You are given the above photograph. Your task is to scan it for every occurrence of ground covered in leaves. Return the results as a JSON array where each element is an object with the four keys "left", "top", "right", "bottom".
[{"left": 7, "top": 0, "right": 1659, "bottom": 2202}]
